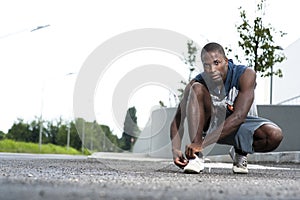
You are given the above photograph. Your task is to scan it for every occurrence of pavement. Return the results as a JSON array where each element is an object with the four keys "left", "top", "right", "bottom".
[
  {"left": 89, "top": 151, "right": 300, "bottom": 173},
  {"left": 208, "top": 151, "right": 300, "bottom": 163},
  {"left": 89, "top": 150, "right": 300, "bottom": 163},
  {"left": 0, "top": 152, "right": 299, "bottom": 200}
]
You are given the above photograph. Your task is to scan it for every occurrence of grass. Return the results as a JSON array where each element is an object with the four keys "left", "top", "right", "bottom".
[{"left": 0, "top": 139, "right": 90, "bottom": 155}]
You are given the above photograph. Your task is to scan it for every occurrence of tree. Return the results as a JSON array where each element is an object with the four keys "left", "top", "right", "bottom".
[
  {"left": 119, "top": 107, "right": 141, "bottom": 151},
  {"left": 99, "top": 124, "right": 120, "bottom": 152},
  {"left": 43, "top": 119, "right": 62, "bottom": 144},
  {"left": 68, "top": 121, "right": 82, "bottom": 150},
  {"left": 57, "top": 123, "right": 68, "bottom": 146},
  {"left": 74, "top": 118, "right": 121, "bottom": 152},
  {"left": 29, "top": 118, "right": 41, "bottom": 143},
  {"left": 5, "top": 116, "right": 122, "bottom": 152},
  {"left": 0, "top": 130, "right": 6, "bottom": 140},
  {"left": 177, "top": 40, "right": 199, "bottom": 100},
  {"left": 7, "top": 119, "right": 32, "bottom": 142},
  {"left": 235, "top": 0, "right": 286, "bottom": 78}
]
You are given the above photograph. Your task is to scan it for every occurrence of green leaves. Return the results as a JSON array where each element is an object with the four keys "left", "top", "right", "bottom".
[
  {"left": 236, "top": 0, "right": 286, "bottom": 78},
  {"left": 176, "top": 40, "right": 199, "bottom": 101}
]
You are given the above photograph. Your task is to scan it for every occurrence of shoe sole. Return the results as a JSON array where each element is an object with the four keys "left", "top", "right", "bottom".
[
  {"left": 183, "top": 164, "right": 204, "bottom": 174},
  {"left": 232, "top": 166, "right": 248, "bottom": 174},
  {"left": 183, "top": 168, "right": 203, "bottom": 174}
]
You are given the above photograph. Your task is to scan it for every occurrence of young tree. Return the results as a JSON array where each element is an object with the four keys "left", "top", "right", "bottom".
[
  {"left": 235, "top": 0, "right": 286, "bottom": 78},
  {"left": 177, "top": 40, "right": 199, "bottom": 100}
]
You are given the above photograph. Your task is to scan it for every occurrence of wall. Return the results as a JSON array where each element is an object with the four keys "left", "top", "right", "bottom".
[
  {"left": 257, "top": 105, "right": 300, "bottom": 152},
  {"left": 132, "top": 105, "right": 300, "bottom": 158}
]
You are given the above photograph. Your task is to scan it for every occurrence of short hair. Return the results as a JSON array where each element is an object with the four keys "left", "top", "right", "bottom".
[{"left": 201, "top": 42, "right": 226, "bottom": 61}]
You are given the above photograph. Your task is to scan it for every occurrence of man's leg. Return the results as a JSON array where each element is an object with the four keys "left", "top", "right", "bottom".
[
  {"left": 186, "top": 82, "right": 211, "bottom": 151},
  {"left": 220, "top": 119, "right": 283, "bottom": 174},
  {"left": 253, "top": 124, "right": 283, "bottom": 152}
]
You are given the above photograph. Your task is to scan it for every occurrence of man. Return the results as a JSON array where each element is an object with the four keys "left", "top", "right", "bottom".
[{"left": 170, "top": 42, "right": 283, "bottom": 174}]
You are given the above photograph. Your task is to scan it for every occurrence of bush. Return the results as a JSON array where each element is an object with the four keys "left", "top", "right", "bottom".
[{"left": 0, "top": 139, "right": 89, "bottom": 155}]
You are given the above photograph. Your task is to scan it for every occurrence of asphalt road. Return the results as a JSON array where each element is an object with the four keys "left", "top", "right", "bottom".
[{"left": 0, "top": 153, "right": 299, "bottom": 200}]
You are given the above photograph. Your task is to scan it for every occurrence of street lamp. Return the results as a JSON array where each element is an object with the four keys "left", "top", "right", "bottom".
[
  {"left": 270, "top": 66, "right": 273, "bottom": 105},
  {"left": 1, "top": 24, "right": 50, "bottom": 151},
  {"left": 28, "top": 24, "right": 51, "bottom": 152},
  {"left": 0, "top": 24, "right": 50, "bottom": 39},
  {"left": 31, "top": 25, "right": 50, "bottom": 32},
  {"left": 270, "top": 46, "right": 284, "bottom": 105},
  {"left": 39, "top": 72, "right": 76, "bottom": 152},
  {"left": 65, "top": 72, "right": 76, "bottom": 151}
]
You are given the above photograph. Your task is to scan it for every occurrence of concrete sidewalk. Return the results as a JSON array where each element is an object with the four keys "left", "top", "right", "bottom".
[
  {"left": 89, "top": 151, "right": 300, "bottom": 163},
  {"left": 208, "top": 151, "right": 300, "bottom": 163}
]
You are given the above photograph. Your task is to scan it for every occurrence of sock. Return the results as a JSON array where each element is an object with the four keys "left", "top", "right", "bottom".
[{"left": 235, "top": 148, "right": 247, "bottom": 156}]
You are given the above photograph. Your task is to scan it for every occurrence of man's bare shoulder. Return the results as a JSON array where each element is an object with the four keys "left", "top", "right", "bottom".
[
  {"left": 244, "top": 67, "right": 256, "bottom": 75},
  {"left": 241, "top": 67, "right": 256, "bottom": 80},
  {"left": 238, "top": 67, "right": 256, "bottom": 90}
]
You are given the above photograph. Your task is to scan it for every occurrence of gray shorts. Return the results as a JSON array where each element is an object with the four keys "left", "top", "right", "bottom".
[{"left": 217, "top": 115, "right": 277, "bottom": 154}]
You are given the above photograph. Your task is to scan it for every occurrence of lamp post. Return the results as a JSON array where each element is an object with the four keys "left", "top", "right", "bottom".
[
  {"left": 29, "top": 24, "right": 51, "bottom": 152},
  {"left": 67, "top": 122, "right": 71, "bottom": 151},
  {"left": 270, "top": 66, "right": 273, "bottom": 105},
  {"left": 65, "top": 72, "right": 76, "bottom": 151},
  {"left": 39, "top": 89, "right": 44, "bottom": 152},
  {"left": 2, "top": 24, "right": 49, "bottom": 152},
  {"left": 39, "top": 72, "right": 76, "bottom": 152},
  {"left": 82, "top": 120, "right": 85, "bottom": 154},
  {"left": 0, "top": 24, "right": 50, "bottom": 39},
  {"left": 270, "top": 46, "right": 284, "bottom": 105}
]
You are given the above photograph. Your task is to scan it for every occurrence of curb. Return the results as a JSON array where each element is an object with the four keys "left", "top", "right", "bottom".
[
  {"left": 207, "top": 151, "right": 300, "bottom": 163},
  {"left": 88, "top": 152, "right": 171, "bottom": 162},
  {"left": 89, "top": 151, "right": 300, "bottom": 164}
]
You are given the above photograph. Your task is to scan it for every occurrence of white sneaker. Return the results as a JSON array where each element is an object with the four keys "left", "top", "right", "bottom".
[
  {"left": 183, "top": 153, "right": 204, "bottom": 174},
  {"left": 229, "top": 147, "right": 248, "bottom": 174}
]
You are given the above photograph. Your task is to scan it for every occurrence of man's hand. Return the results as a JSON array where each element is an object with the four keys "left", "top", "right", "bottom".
[
  {"left": 185, "top": 143, "right": 202, "bottom": 159},
  {"left": 172, "top": 149, "right": 188, "bottom": 169}
]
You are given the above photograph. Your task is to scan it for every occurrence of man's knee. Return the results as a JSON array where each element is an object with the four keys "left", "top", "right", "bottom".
[
  {"left": 264, "top": 126, "right": 283, "bottom": 152},
  {"left": 189, "top": 82, "right": 209, "bottom": 99},
  {"left": 253, "top": 125, "right": 283, "bottom": 152},
  {"left": 269, "top": 126, "right": 283, "bottom": 148}
]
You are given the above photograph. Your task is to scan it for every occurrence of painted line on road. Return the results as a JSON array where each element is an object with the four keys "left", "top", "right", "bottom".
[{"left": 205, "top": 162, "right": 296, "bottom": 170}]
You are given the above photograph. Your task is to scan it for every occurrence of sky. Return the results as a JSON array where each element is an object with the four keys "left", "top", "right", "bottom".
[{"left": 1, "top": 0, "right": 300, "bottom": 137}]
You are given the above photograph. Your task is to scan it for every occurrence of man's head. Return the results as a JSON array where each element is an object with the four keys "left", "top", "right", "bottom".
[{"left": 200, "top": 42, "right": 228, "bottom": 84}]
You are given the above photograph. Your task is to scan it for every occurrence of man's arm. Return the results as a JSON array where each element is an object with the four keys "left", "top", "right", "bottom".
[
  {"left": 220, "top": 68, "right": 256, "bottom": 137},
  {"left": 170, "top": 81, "right": 195, "bottom": 168},
  {"left": 170, "top": 105, "right": 183, "bottom": 151},
  {"left": 170, "top": 103, "right": 188, "bottom": 168}
]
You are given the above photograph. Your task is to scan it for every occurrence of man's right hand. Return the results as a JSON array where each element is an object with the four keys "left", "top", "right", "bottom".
[
  {"left": 185, "top": 143, "right": 202, "bottom": 159},
  {"left": 172, "top": 149, "right": 188, "bottom": 169}
]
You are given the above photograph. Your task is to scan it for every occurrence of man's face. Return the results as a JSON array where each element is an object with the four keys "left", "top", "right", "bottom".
[{"left": 202, "top": 51, "right": 228, "bottom": 84}]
